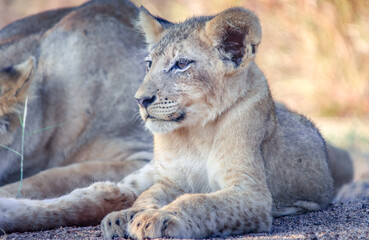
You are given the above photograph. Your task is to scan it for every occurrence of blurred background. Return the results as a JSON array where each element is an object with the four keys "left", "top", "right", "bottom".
[{"left": 0, "top": 0, "right": 368, "bottom": 180}]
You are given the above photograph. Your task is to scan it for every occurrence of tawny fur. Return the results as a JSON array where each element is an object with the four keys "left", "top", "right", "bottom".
[
  {"left": 102, "top": 7, "right": 337, "bottom": 239},
  {"left": 0, "top": 0, "right": 352, "bottom": 236}
]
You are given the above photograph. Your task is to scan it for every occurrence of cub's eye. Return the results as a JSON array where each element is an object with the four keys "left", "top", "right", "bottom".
[
  {"left": 144, "top": 60, "right": 152, "bottom": 72},
  {"left": 174, "top": 59, "right": 193, "bottom": 70}
]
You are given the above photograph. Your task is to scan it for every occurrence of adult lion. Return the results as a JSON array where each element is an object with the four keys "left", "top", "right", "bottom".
[{"left": 0, "top": 0, "right": 152, "bottom": 199}]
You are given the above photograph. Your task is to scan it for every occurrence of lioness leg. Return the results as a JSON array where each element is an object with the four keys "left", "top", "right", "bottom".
[
  {"left": 0, "top": 159, "right": 148, "bottom": 199},
  {"left": 0, "top": 182, "right": 132, "bottom": 233},
  {"left": 0, "top": 161, "right": 155, "bottom": 233}
]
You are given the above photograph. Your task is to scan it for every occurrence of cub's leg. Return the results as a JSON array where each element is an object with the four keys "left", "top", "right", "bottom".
[
  {"left": 102, "top": 183, "right": 273, "bottom": 239},
  {"left": 326, "top": 144, "right": 353, "bottom": 194},
  {"left": 0, "top": 159, "right": 147, "bottom": 199},
  {"left": 0, "top": 161, "right": 155, "bottom": 233}
]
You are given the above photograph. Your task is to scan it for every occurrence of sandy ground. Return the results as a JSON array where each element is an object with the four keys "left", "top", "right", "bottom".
[{"left": 2, "top": 199, "right": 368, "bottom": 240}]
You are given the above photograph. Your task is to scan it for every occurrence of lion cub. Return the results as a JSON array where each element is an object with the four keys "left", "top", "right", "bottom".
[{"left": 102, "top": 7, "right": 333, "bottom": 239}]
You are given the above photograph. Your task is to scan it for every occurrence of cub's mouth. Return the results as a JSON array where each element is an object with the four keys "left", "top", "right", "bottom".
[
  {"left": 146, "top": 112, "right": 186, "bottom": 123},
  {"left": 136, "top": 96, "right": 186, "bottom": 125}
]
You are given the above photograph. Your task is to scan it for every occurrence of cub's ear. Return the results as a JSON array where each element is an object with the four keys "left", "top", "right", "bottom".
[
  {"left": 205, "top": 7, "right": 262, "bottom": 67},
  {"left": 136, "top": 6, "right": 173, "bottom": 48},
  {"left": 0, "top": 56, "right": 35, "bottom": 114}
]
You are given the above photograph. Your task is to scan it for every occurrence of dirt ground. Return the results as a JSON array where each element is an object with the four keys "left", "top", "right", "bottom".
[{"left": 2, "top": 199, "right": 368, "bottom": 240}]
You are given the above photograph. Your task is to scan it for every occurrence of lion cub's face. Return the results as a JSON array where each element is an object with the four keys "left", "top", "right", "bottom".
[
  {"left": 136, "top": 27, "right": 220, "bottom": 134},
  {"left": 135, "top": 7, "right": 261, "bottom": 134}
]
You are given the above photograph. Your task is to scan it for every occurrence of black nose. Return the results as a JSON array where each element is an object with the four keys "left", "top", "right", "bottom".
[{"left": 136, "top": 95, "right": 156, "bottom": 108}]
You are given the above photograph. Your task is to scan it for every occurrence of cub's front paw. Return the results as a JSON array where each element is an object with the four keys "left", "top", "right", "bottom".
[
  {"left": 101, "top": 208, "right": 142, "bottom": 239},
  {"left": 128, "top": 210, "right": 189, "bottom": 239}
]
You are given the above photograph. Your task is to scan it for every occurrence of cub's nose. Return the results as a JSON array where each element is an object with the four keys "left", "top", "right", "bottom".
[{"left": 135, "top": 95, "right": 156, "bottom": 108}]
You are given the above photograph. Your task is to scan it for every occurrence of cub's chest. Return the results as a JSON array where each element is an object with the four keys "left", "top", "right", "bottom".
[
  {"left": 154, "top": 127, "right": 222, "bottom": 193},
  {"left": 155, "top": 152, "right": 216, "bottom": 193}
]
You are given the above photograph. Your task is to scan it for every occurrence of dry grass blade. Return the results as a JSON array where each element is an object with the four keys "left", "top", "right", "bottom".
[{"left": 16, "top": 97, "right": 28, "bottom": 198}]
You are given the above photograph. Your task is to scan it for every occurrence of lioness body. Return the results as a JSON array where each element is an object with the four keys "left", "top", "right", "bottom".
[
  {"left": 0, "top": 0, "right": 152, "bottom": 198},
  {"left": 101, "top": 7, "right": 333, "bottom": 239}
]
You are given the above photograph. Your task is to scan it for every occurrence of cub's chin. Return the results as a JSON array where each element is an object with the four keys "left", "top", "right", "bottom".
[{"left": 145, "top": 118, "right": 181, "bottom": 134}]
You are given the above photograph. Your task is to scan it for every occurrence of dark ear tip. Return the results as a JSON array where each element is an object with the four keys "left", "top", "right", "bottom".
[
  {"left": 2, "top": 66, "right": 15, "bottom": 75},
  {"left": 139, "top": 6, "right": 149, "bottom": 13}
]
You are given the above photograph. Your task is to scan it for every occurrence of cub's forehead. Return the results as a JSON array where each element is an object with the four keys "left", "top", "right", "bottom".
[{"left": 150, "top": 16, "right": 213, "bottom": 58}]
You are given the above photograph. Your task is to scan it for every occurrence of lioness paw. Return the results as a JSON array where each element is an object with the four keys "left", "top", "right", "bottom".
[
  {"left": 101, "top": 208, "right": 142, "bottom": 239},
  {"left": 128, "top": 210, "right": 188, "bottom": 239}
]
